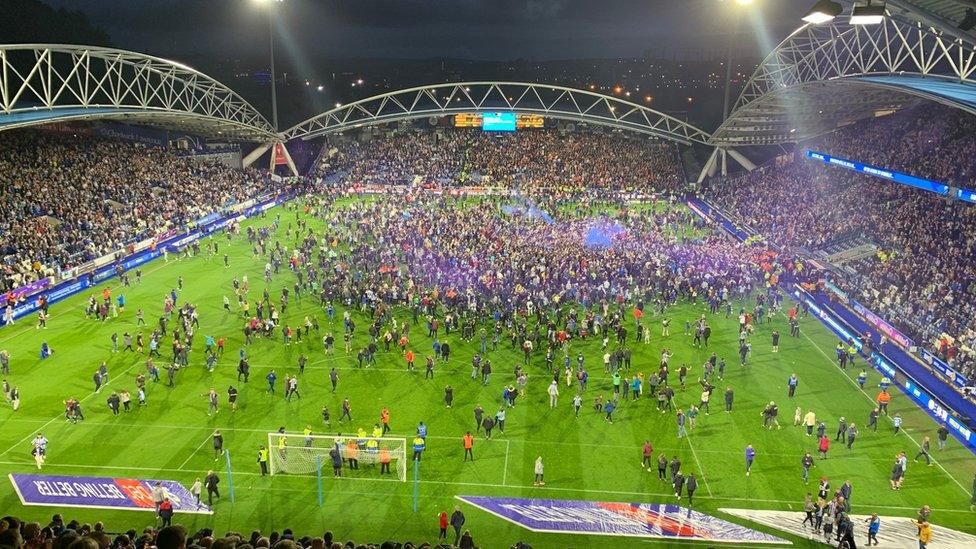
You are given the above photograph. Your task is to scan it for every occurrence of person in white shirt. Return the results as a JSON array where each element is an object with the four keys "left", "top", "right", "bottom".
[
  {"left": 31, "top": 434, "right": 47, "bottom": 455},
  {"left": 190, "top": 478, "right": 203, "bottom": 509},
  {"left": 31, "top": 434, "right": 47, "bottom": 469},
  {"left": 547, "top": 381, "right": 559, "bottom": 408},
  {"left": 533, "top": 456, "right": 545, "bottom": 486},
  {"left": 151, "top": 482, "right": 166, "bottom": 513}
]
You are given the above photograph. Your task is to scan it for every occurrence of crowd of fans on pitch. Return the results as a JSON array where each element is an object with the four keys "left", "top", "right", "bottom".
[
  {"left": 708, "top": 104, "right": 976, "bottom": 382},
  {"left": 4, "top": 106, "right": 976, "bottom": 384},
  {"left": 0, "top": 130, "right": 280, "bottom": 291},
  {"left": 0, "top": 515, "right": 484, "bottom": 549},
  {"left": 305, "top": 190, "right": 764, "bottom": 321},
  {"left": 316, "top": 129, "right": 683, "bottom": 192}
]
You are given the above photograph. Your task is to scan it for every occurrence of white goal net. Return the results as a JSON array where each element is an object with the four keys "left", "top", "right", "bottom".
[{"left": 267, "top": 432, "right": 408, "bottom": 481}]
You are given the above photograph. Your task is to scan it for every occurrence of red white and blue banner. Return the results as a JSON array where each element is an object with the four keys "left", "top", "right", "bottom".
[
  {"left": 456, "top": 496, "right": 788, "bottom": 543},
  {"left": 9, "top": 474, "right": 212, "bottom": 514}
]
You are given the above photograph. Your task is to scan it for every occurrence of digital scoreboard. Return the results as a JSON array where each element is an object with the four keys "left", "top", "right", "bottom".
[
  {"left": 452, "top": 113, "right": 545, "bottom": 131},
  {"left": 482, "top": 112, "right": 517, "bottom": 132}
]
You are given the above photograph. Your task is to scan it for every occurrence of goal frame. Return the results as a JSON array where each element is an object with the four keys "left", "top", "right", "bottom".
[{"left": 267, "top": 432, "right": 408, "bottom": 482}]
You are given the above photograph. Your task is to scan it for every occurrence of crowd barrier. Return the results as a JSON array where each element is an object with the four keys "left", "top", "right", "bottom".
[
  {"left": 687, "top": 196, "right": 976, "bottom": 453},
  {"left": 3, "top": 193, "right": 289, "bottom": 324}
]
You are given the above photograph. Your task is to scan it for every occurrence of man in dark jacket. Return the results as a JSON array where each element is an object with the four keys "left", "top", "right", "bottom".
[
  {"left": 107, "top": 392, "right": 121, "bottom": 415},
  {"left": 450, "top": 506, "right": 466, "bottom": 546},
  {"left": 686, "top": 472, "right": 698, "bottom": 505},
  {"left": 205, "top": 470, "right": 220, "bottom": 505},
  {"left": 673, "top": 470, "right": 685, "bottom": 498}
]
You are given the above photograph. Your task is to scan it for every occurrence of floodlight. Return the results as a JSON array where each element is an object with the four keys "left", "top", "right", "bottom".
[
  {"left": 802, "top": 0, "right": 843, "bottom": 24},
  {"left": 850, "top": 1, "right": 886, "bottom": 25}
]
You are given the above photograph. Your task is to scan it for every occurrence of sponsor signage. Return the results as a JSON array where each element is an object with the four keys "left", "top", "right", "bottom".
[
  {"left": 9, "top": 474, "right": 212, "bottom": 514},
  {"left": 851, "top": 300, "right": 913, "bottom": 349},
  {"left": 456, "top": 496, "right": 788, "bottom": 544},
  {"left": 10, "top": 278, "right": 51, "bottom": 301},
  {"left": 806, "top": 150, "right": 956, "bottom": 197},
  {"left": 919, "top": 348, "right": 968, "bottom": 388}
]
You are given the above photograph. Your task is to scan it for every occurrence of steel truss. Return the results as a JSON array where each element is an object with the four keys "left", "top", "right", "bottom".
[
  {"left": 0, "top": 44, "right": 276, "bottom": 140},
  {"left": 283, "top": 82, "right": 712, "bottom": 145},
  {"left": 713, "top": 11, "right": 976, "bottom": 145}
]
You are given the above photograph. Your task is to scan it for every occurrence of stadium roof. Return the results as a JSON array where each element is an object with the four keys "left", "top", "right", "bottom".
[
  {"left": 712, "top": 1, "right": 976, "bottom": 146},
  {"left": 282, "top": 82, "right": 714, "bottom": 146},
  {"left": 0, "top": 44, "right": 277, "bottom": 141}
]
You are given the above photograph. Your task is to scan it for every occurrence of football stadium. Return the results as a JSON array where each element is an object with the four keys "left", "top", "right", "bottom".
[{"left": 1, "top": 1, "right": 976, "bottom": 548}]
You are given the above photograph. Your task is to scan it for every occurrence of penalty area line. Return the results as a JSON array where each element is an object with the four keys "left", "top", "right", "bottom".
[{"left": 178, "top": 434, "right": 216, "bottom": 470}]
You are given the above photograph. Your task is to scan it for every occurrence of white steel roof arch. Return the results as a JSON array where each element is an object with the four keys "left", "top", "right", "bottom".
[
  {"left": 283, "top": 82, "right": 713, "bottom": 145},
  {"left": 713, "top": 10, "right": 976, "bottom": 146},
  {"left": 0, "top": 44, "right": 277, "bottom": 140}
]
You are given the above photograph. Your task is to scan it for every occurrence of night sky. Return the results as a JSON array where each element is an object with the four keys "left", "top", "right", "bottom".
[{"left": 43, "top": 0, "right": 811, "bottom": 61}]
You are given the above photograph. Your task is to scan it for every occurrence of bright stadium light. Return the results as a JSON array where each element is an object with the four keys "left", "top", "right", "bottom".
[
  {"left": 253, "top": 0, "right": 285, "bottom": 130},
  {"left": 850, "top": 0, "right": 886, "bottom": 25},
  {"left": 802, "top": 0, "right": 842, "bottom": 24},
  {"left": 721, "top": 0, "right": 757, "bottom": 121}
]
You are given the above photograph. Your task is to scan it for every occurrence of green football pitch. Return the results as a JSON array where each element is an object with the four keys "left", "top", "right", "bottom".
[{"left": 0, "top": 198, "right": 973, "bottom": 548}]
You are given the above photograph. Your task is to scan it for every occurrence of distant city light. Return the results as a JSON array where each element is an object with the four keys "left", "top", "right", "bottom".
[{"left": 317, "top": 85, "right": 324, "bottom": 91}]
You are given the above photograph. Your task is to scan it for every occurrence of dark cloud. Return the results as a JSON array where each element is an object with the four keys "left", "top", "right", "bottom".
[{"left": 42, "top": 0, "right": 811, "bottom": 61}]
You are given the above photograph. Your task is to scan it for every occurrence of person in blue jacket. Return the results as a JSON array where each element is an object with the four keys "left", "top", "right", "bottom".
[
  {"left": 266, "top": 369, "right": 277, "bottom": 394},
  {"left": 865, "top": 513, "right": 880, "bottom": 546},
  {"left": 39, "top": 341, "right": 53, "bottom": 359}
]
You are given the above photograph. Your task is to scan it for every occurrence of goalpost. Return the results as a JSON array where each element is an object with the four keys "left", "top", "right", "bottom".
[{"left": 267, "top": 432, "right": 408, "bottom": 482}]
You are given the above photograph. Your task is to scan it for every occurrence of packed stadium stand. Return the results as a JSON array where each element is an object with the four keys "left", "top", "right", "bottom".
[
  {"left": 0, "top": 130, "right": 291, "bottom": 292},
  {"left": 314, "top": 130, "right": 682, "bottom": 192}
]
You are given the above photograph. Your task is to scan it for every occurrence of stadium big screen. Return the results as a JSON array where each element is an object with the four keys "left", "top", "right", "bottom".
[{"left": 482, "top": 112, "right": 517, "bottom": 132}]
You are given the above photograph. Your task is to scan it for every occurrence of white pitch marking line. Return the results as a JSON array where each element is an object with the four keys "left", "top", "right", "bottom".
[
  {"left": 685, "top": 431, "right": 713, "bottom": 497},
  {"left": 502, "top": 439, "right": 510, "bottom": 486},
  {"left": 179, "top": 434, "right": 214, "bottom": 470}
]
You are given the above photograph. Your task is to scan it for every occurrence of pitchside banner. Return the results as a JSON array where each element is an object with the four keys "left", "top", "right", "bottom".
[
  {"left": 456, "top": 496, "right": 788, "bottom": 544},
  {"left": 9, "top": 474, "right": 212, "bottom": 514}
]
